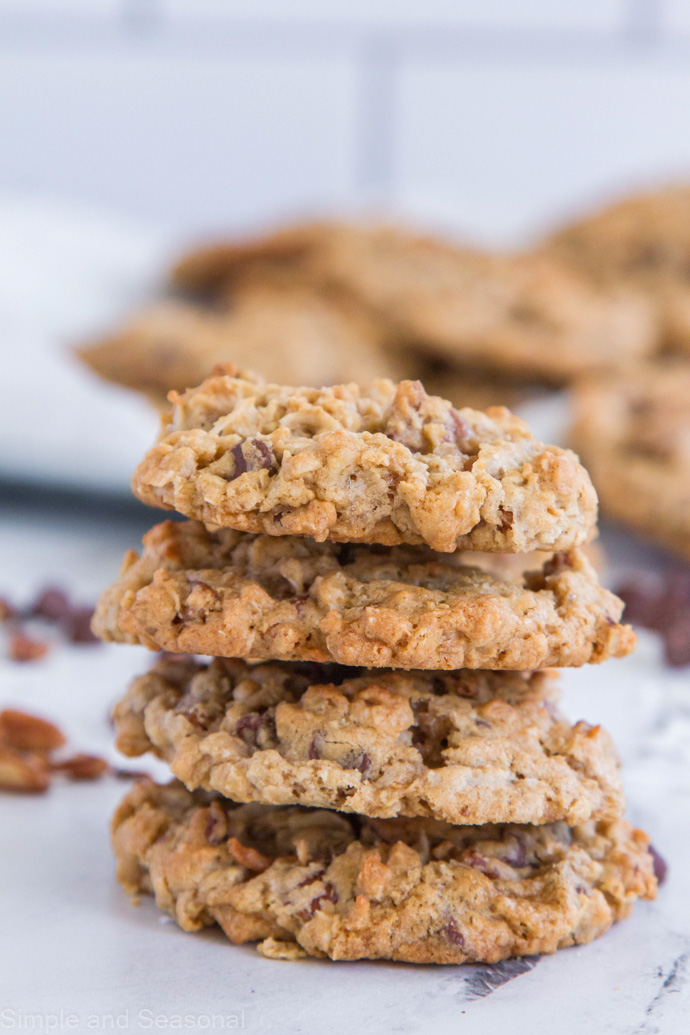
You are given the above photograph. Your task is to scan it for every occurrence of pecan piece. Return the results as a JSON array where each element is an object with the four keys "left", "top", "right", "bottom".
[
  {"left": 0, "top": 709, "right": 66, "bottom": 752},
  {"left": 0, "top": 748, "right": 51, "bottom": 793},
  {"left": 9, "top": 632, "right": 49, "bottom": 663},
  {"left": 227, "top": 837, "right": 271, "bottom": 872},
  {"left": 51, "top": 753, "right": 109, "bottom": 780}
]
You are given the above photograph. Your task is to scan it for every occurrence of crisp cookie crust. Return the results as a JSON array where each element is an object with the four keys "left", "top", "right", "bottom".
[
  {"left": 131, "top": 369, "right": 597, "bottom": 554},
  {"left": 78, "top": 277, "right": 390, "bottom": 407},
  {"left": 113, "top": 657, "right": 623, "bottom": 826},
  {"left": 112, "top": 780, "right": 656, "bottom": 964},
  {"left": 92, "top": 521, "right": 634, "bottom": 670},
  {"left": 571, "top": 359, "right": 690, "bottom": 560}
]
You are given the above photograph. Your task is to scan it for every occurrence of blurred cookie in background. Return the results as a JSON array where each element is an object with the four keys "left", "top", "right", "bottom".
[
  {"left": 399, "top": 350, "right": 548, "bottom": 412},
  {"left": 571, "top": 358, "right": 690, "bottom": 561},
  {"left": 78, "top": 216, "right": 656, "bottom": 412},
  {"left": 171, "top": 220, "right": 337, "bottom": 299},
  {"left": 308, "top": 223, "right": 657, "bottom": 382},
  {"left": 546, "top": 184, "right": 690, "bottom": 353},
  {"left": 77, "top": 272, "right": 394, "bottom": 407}
]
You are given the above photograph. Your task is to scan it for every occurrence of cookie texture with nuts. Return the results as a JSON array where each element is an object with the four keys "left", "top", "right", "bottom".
[
  {"left": 92, "top": 520, "right": 634, "bottom": 670},
  {"left": 132, "top": 368, "right": 597, "bottom": 554},
  {"left": 571, "top": 360, "right": 690, "bottom": 560},
  {"left": 112, "top": 779, "right": 657, "bottom": 964},
  {"left": 114, "top": 656, "right": 623, "bottom": 826}
]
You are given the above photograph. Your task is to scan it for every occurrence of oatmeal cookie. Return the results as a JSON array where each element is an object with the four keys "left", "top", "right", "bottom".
[
  {"left": 112, "top": 780, "right": 656, "bottom": 964},
  {"left": 78, "top": 277, "right": 389, "bottom": 407},
  {"left": 309, "top": 224, "right": 656, "bottom": 380},
  {"left": 113, "top": 657, "right": 623, "bottom": 826},
  {"left": 172, "top": 221, "right": 655, "bottom": 378},
  {"left": 571, "top": 359, "right": 690, "bottom": 560},
  {"left": 547, "top": 184, "right": 690, "bottom": 351},
  {"left": 131, "top": 369, "right": 597, "bottom": 554},
  {"left": 92, "top": 521, "right": 634, "bottom": 669},
  {"left": 171, "top": 221, "right": 336, "bottom": 297}
]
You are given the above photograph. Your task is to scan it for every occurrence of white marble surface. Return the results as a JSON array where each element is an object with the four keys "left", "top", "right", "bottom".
[{"left": 0, "top": 506, "right": 688, "bottom": 1035}]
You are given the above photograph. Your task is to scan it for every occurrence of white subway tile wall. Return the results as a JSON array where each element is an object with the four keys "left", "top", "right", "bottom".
[
  {"left": 0, "top": 0, "right": 687, "bottom": 243},
  {"left": 396, "top": 58, "right": 690, "bottom": 244},
  {"left": 665, "top": 1, "right": 690, "bottom": 33},
  {"left": 0, "top": 45, "right": 358, "bottom": 232},
  {"left": 160, "top": 1, "right": 627, "bottom": 31}
]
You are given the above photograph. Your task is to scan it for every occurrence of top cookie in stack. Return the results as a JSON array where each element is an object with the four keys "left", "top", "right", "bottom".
[{"left": 99, "top": 369, "right": 655, "bottom": 965}]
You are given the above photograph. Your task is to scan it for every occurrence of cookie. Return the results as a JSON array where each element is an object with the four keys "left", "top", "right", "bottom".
[
  {"left": 547, "top": 185, "right": 690, "bottom": 351},
  {"left": 112, "top": 779, "right": 656, "bottom": 964},
  {"left": 114, "top": 656, "right": 623, "bottom": 826},
  {"left": 171, "top": 220, "right": 336, "bottom": 297},
  {"left": 571, "top": 359, "right": 690, "bottom": 560},
  {"left": 92, "top": 520, "right": 634, "bottom": 669},
  {"left": 396, "top": 348, "right": 548, "bottom": 412},
  {"left": 309, "top": 224, "right": 656, "bottom": 381},
  {"left": 77, "top": 276, "right": 390, "bottom": 408},
  {"left": 172, "top": 221, "right": 656, "bottom": 380},
  {"left": 131, "top": 369, "right": 597, "bottom": 554}
]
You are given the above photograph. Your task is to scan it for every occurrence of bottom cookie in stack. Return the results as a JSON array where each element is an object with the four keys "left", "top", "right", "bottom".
[
  {"left": 112, "top": 779, "right": 656, "bottom": 964},
  {"left": 109, "top": 657, "right": 657, "bottom": 962}
]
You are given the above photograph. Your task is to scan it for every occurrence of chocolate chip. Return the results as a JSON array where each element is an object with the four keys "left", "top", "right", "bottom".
[
  {"left": 114, "top": 768, "right": 151, "bottom": 781},
  {"left": 451, "top": 410, "right": 472, "bottom": 448},
  {"left": 499, "top": 835, "right": 527, "bottom": 868},
  {"left": 649, "top": 844, "right": 668, "bottom": 885},
  {"left": 257, "top": 711, "right": 277, "bottom": 748},
  {"left": 308, "top": 733, "right": 325, "bottom": 760},
  {"left": 204, "top": 801, "right": 228, "bottom": 845},
  {"left": 30, "top": 587, "right": 71, "bottom": 622},
  {"left": 441, "top": 918, "right": 465, "bottom": 947},
  {"left": 228, "top": 439, "right": 277, "bottom": 480},
  {"left": 463, "top": 850, "right": 501, "bottom": 879},
  {"left": 356, "top": 751, "right": 371, "bottom": 774},
  {"left": 617, "top": 569, "right": 690, "bottom": 667},
  {"left": 617, "top": 579, "right": 664, "bottom": 629},
  {"left": 664, "top": 613, "right": 690, "bottom": 667},
  {"left": 235, "top": 713, "right": 261, "bottom": 746},
  {"left": 62, "top": 606, "right": 98, "bottom": 644}
]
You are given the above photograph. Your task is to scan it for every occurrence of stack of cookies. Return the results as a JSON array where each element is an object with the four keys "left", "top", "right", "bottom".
[{"left": 96, "top": 367, "right": 657, "bottom": 963}]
